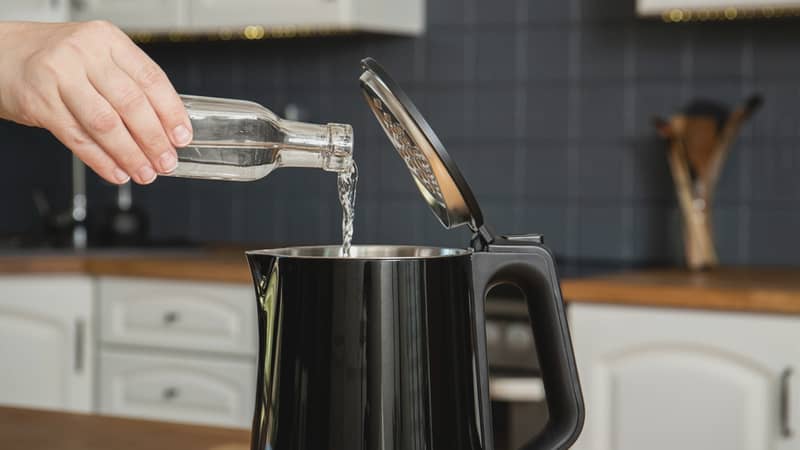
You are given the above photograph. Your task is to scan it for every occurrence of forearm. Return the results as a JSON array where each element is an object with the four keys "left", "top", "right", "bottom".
[{"left": 0, "top": 22, "right": 23, "bottom": 122}]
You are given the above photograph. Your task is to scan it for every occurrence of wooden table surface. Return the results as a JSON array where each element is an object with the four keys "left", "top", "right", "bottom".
[
  {"left": 0, "top": 407, "right": 249, "bottom": 450},
  {"left": 560, "top": 267, "right": 800, "bottom": 315}
]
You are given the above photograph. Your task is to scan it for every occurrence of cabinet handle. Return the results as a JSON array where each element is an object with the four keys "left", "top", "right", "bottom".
[
  {"left": 163, "top": 311, "right": 179, "bottom": 325},
  {"left": 74, "top": 319, "right": 85, "bottom": 373},
  {"left": 70, "top": 0, "right": 86, "bottom": 11},
  {"left": 162, "top": 387, "right": 179, "bottom": 400},
  {"left": 781, "top": 367, "right": 793, "bottom": 438}
]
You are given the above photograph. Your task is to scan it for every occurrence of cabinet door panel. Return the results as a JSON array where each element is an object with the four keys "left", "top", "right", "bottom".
[
  {"left": 0, "top": 312, "right": 68, "bottom": 408},
  {"left": 99, "top": 277, "right": 256, "bottom": 356},
  {"left": 100, "top": 350, "right": 255, "bottom": 428},
  {"left": 598, "top": 347, "right": 771, "bottom": 450},
  {"left": 569, "top": 304, "right": 800, "bottom": 450},
  {"left": 0, "top": 276, "right": 93, "bottom": 413}
]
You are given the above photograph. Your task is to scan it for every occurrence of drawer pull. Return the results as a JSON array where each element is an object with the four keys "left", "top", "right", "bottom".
[
  {"left": 74, "top": 319, "right": 85, "bottom": 373},
  {"left": 163, "top": 311, "right": 180, "bottom": 325},
  {"left": 162, "top": 387, "right": 180, "bottom": 401},
  {"left": 781, "top": 367, "right": 793, "bottom": 438}
]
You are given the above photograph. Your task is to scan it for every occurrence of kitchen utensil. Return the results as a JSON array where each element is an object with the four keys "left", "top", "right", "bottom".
[
  {"left": 71, "top": 155, "right": 87, "bottom": 249},
  {"left": 246, "top": 58, "right": 584, "bottom": 450},
  {"left": 90, "top": 182, "right": 149, "bottom": 247},
  {"left": 168, "top": 95, "right": 353, "bottom": 181},
  {"left": 654, "top": 94, "right": 762, "bottom": 270}
]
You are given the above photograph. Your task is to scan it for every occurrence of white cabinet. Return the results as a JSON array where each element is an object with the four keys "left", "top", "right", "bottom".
[
  {"left": 189, "top": 0, "right": 340, "bottom": 30},
  {"left": 69, "top": 0, "right": 424, "bottom": 35},
  {"left": 99, "top": 350, "right": 255, "bottom": 427},
  {"left": 189, "top": 0, "right": 423, "bottom": 34},
  {"left": 70, "top": 0, "right": 187, "bottom": 32},
  {"left": 569, "top": 303, "right": 800, "bottom": 450},
  {"left": 0, "top": 275, "right": 94, "bottom": 413},
  {"left": 637, "top": 0, "right": 800, "bottom": 18},
  {"left": 98, "top": 277, "right": 256, "bottom": 357},
  {"left": 96, "top": 277, "right": 257, "bottom": 428},
  {"left": 0, "top": 0, "right": 70, "bottom": 22}
]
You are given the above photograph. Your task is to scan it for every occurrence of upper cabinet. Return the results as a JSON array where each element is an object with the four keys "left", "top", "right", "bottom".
[
  {"left": 1, "top": 0, "right": 70, "bottom": 22},
  {"left": 189, "top": 0, "right": 423, "bottom": 34},
  {"left": 71, "top": 0, "right": 187, "bottom": 31},
  {"left": 638, "top": 0, "right": 800, "bottom": 19},
  {"left": 70, "top": 0, "right": 425, "bottom": 36}
]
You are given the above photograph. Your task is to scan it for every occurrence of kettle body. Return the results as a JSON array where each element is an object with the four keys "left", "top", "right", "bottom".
[{"left": 247, "top": 243, "right": 583, "bottom": 450}]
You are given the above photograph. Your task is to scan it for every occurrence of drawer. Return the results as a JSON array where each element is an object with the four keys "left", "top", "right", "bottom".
[
  {"left": 98, "top": 277, "right": 256, "bottom": 356},
  {"left": 99, "top": 350, "right": 255, "bottom": 428}
]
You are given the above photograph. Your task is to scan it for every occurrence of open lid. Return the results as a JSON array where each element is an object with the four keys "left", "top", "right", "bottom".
[{"left": 359, "top": 57, "right": 484, "bottom": 233}]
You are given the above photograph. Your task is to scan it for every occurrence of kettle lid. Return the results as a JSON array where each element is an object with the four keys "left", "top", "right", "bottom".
[{"left": 359, "top": 57, "right": 485, "bottom": 233}]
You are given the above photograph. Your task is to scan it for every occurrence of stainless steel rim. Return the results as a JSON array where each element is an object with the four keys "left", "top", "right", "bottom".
[{"left": 246, "top": 245, "right": 471, "bottom": 260}]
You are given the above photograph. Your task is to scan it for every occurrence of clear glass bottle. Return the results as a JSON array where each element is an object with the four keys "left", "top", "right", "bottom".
[{"left": 168, "top": 95, "right": 353, "bottom": 181}]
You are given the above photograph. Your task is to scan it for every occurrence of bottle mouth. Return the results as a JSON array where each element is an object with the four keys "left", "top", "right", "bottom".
[{"left": 323, "top": 123, "right": 354, "bottom": 172}]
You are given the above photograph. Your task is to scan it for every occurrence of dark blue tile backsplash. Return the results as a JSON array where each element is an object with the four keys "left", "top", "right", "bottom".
[{"left": 3, "top": 0, "right": 800, "bottom": 266}]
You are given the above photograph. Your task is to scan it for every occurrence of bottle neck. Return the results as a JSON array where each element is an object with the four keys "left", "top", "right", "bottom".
[{"left": 277, "top": 121, "right": 353, "bottom": 172}]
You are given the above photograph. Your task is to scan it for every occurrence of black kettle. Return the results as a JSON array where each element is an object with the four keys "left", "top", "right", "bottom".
[{"left": 246, "top": 58, "right": 584, "bottom": 450}]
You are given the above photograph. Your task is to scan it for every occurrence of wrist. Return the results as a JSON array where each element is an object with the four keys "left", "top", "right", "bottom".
[{"left": 0, "top": 22, "right": 35, "bottom": 123}]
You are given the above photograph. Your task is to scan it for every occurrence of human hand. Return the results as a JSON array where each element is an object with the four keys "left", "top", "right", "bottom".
[{"left": 0, "top": 21, "right": 192, "bottom": 184}]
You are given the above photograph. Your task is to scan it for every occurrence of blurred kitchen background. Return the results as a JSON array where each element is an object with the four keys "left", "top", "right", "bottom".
[
  {"left": 2, "top": 0, "right": 798, "bottom": 266},
  {"left": 2, "top": 1, "right": 800, "bottom": 450}
]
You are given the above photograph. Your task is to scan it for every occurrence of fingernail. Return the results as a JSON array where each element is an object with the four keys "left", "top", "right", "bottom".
[
  {"left": 137, "top": 165, "right": 157, "bottom": 184},
  {"left": 172, "top": 124, "right": 192, "bottom": 146},
  {"left": 159, "top": 151, "right": 178, "bottom": 173},
  {"left": 113, "top": 168, "right": 130, "bottom": 184}
]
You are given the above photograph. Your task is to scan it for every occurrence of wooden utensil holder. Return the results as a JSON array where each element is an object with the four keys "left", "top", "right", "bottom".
[{"left": 655, "top": 95, "right": 761, "bottom": 271}]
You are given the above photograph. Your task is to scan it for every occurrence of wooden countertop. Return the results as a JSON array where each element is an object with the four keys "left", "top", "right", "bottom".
[
  {"left": 561, "top": 267, "right": 800, "bottom": 315},
  {"left": 0, "top": 251, "right": 253, "bottom": 284},
  {"left": 0, "top": 407, "right": 249, "bottom": 450},
  {"left": 2, "top": 252, "right": 800, "bottom": 315}
]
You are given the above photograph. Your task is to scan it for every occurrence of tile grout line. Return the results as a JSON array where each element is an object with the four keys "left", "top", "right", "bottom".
[
  {"left": 680, "top": 28, "right": 694, "bottom": 101},
  {"left": 738, "top": 29, "right": 754, "bottom": 264},
  {"left": 566, "top": 0, "right": 581, "bottom": 258},
  {"left": 513, "top": 0, "right": 529, "bottom": 230},
  {"left": 621, "top": 23, "right": 637, "bottom": 260}
]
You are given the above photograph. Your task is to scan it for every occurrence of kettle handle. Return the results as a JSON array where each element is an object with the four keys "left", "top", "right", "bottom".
[{"left": 472, "top": 246, "right": 584, "bottom": 450}]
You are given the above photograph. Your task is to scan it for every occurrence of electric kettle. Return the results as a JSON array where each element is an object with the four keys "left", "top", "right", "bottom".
[{"left": 246, "top": 58, "right": 584, "bottom": 450}]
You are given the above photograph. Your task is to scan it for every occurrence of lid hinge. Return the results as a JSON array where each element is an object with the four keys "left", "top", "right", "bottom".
[{"left": 471, "top": 224, "right": 497, "bottom": 252}]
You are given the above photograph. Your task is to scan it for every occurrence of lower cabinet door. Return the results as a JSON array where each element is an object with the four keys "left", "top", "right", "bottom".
[
  {"left": 99, "top": 350, "right": 255, "bottom": 428},
  {"left": 569, "top": 303, "right": 800, "bottom": 450},
  {"left": 0, "top": 276, "right": 94, "bottom": 413}
]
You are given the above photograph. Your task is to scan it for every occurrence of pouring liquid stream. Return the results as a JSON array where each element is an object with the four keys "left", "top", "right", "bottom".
[{"left": 337, "top": 162, "right": 358, "bottom": 256}]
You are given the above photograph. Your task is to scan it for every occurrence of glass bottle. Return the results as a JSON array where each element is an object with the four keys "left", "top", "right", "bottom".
[{"left": 167, "top": 95, "right": 353, "bottom": 181}]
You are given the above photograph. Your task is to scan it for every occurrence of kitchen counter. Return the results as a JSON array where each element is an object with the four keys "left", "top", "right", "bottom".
[
  {"left": 561, "top": 267, "right": 800, "bottom": 315},
  {"left": 0, "top": 250, "right": 252, "bottom": 284},
  {"left": 0, "top": 407, "right": 249, "bottom": 450},
  {"left": 2, "top": 252, "right": 799, "bottom": 314}
]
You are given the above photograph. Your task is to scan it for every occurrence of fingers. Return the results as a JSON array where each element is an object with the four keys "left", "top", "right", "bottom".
[
  {"left": 58, "top": 75, "right": 158, "bottom": 185},
  {"left": 110, "top": 38, "right": 192, "bottom": 148},
  {"left": 39, "top": 101, "right": 130, "bottom": 185},
  {"left": 7, "top": 20, "right": 190, "bottom": 185},
  {"left": 88, "top": 62, "right": 177, "bottom": 174}
]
